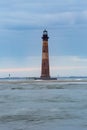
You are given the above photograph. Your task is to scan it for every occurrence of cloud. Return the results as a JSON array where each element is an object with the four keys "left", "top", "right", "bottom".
[
  {"left": 0, "top": 0, "right": 87, "bottom": 30},
  {"left": 0, "top": 56, "right": 41, "bottom": 77},
  {"left": 0, "top": 11, "right": 86, "bottom": 30},
  {"left": 6, "top": 11, "right": 87, "bottom": 30},
  {"left": 0, "top": 67, "right": 39, "bottom": 72},
  {"left": 50, "top": 56, "right": 87, "bottom": 76},
  {"left": 0, "top": 56, "right": 87, "bottom": 77},
  {"left": 0, "top": 1, "right": 87, "bottom": 77}
]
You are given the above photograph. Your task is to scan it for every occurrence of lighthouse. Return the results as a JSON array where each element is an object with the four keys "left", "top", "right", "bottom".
[{"left": 41, "top": 30, "right": 50, "bottom": 79}]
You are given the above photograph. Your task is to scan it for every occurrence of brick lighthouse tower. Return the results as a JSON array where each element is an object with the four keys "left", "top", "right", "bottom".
[{"left": 41, "top": 30, "right": 50, "bottom": 79}]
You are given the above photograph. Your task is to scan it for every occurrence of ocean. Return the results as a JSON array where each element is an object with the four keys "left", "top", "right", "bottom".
[{"left": 0, "top": 79, "right": 87, "bottom": 130}]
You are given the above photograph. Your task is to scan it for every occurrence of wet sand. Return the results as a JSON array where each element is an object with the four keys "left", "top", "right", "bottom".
[{"left": 0, "top": 79, "right": 87, "bottom": 84}]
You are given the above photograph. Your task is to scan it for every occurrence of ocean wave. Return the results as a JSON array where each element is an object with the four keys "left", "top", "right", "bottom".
[
  {"left": 0, "top": 110, "right": 79, "bottom": 124},
  {"left": 0, "top": 81, "right": 87, "bottom": 91}
]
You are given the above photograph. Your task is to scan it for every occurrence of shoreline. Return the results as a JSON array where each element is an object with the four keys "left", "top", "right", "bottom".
[{"left": 0, "top": 79, "right": 87, "bottom": 84}]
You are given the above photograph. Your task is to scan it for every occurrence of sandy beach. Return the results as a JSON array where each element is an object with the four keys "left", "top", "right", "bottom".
[{"left": 0, "top": 78, "right": 87, "bottom": 84}]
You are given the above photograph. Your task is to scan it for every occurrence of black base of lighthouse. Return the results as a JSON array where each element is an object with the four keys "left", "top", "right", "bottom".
[{"left": 34, "top": 77, "right": 57, "bottom": 80}]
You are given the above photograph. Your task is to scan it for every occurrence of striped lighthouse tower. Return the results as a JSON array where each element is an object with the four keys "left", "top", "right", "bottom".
[{"left": 41, "top": 30, "right": 50, "bottom": 79}]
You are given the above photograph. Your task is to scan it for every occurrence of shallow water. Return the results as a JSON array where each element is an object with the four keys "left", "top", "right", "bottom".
[{"left": 0, "top": 80, "right": 87, "bottom": 130}]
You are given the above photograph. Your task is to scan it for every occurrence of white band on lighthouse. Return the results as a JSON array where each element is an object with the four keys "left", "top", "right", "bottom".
[{"left": 42, "top": 53, "right": 48, "bottom": 59}]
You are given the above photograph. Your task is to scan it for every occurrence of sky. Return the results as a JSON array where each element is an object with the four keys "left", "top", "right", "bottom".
[{"left": 0, "top": 0, "right": 87, "bottom": 77}]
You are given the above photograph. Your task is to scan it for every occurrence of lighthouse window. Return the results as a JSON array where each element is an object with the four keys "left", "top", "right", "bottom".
[{"left": 43, "top": 49, "right": 46, "bottom": 52}]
